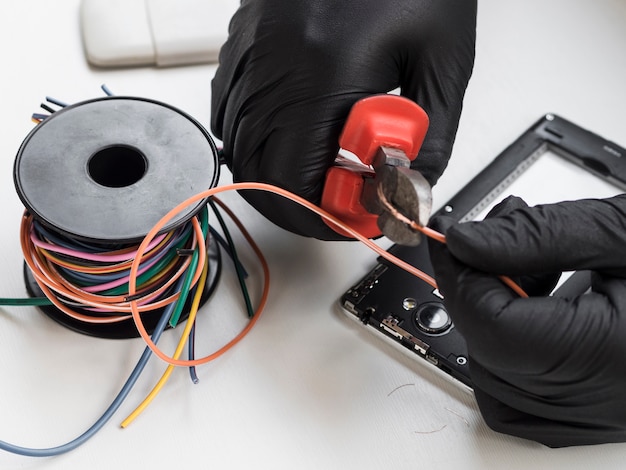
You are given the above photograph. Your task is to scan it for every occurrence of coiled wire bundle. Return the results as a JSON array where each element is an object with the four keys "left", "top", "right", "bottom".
[
  {"left": 14, "top": 94, "right": 221, "bottom": 338},
  {"left": 0, "top": 91, "right": 268, "bottom": 456},
  {"left": 20, "top": 205, "right": 216, "bottom": 338}
]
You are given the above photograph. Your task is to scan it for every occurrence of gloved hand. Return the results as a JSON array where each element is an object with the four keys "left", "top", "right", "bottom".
[
  {"left": 428, "top": 195, "right": 626, "bottom": 447},
  {"left": 211, "top": 0, "right": 476, "bottom": 239}
]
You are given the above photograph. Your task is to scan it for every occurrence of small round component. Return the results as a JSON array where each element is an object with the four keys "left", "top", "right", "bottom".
[
  {"left": 414, "top": 302, "right": 451, "bottom": 334},
  {"left": 402, "top": 297, "right": 418, "bottom": 311},
  {"left": 14, "top": 96, "right": 220, "bottom": 243}
]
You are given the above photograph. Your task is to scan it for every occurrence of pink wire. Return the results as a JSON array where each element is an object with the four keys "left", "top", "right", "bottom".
[
  {"left": 29, "top": 230, "right": 168, "bottom": 263},
  {"left": 80, "top": 236, "right": 198, "bottom": 293}
]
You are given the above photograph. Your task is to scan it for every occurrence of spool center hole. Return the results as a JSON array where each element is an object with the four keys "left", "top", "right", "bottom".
[{"left": 88, "top": 146, "right": 147, "bottom": 188}]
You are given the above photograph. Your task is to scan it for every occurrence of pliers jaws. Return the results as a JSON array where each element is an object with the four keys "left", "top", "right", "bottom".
[
  {"left": 362, "top": 147, "right": 432, "bottom": 245},
  {"left": 321, "top": 95, "right": 432, "bottom": 245}
]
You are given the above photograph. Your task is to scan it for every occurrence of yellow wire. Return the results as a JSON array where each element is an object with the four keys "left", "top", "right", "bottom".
[{"left": 120, "top": 252, "right": 209, "bottom": 428}]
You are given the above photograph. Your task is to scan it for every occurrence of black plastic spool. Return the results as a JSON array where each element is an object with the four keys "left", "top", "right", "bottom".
[{"left": 14, "top": 96, "right": 221, "bottom": 339}]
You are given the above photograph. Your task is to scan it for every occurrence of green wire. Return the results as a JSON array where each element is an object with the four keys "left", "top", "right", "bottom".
[
  {"left": 167, "top": 249, "right": 198, "bottom": 328},
  {"left": 208, "top": 199, "right": 254, "bottom": 318},
  {"left": 101, "top": 228, "right": 194, "bottom": 296},
  {"left": 0, "top": 201, "right": 254, "bottom": 331},
  {"left": 167, "top": 206, "right": 209, "bottom": 328},
  {"left": 0, "top": 297, "right": 52, "bottom": 306},
  {"left": 0, "top": 227, "right": 194, "bottom": 308},
  {"left": 0, "top": 208, "right": 208, "bottom": 314},
  {"left": 58, "top": 226, "right": 193, "bottom": 292}
]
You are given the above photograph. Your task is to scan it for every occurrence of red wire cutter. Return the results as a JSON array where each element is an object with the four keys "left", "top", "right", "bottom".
[{"left": 320, "top": 94, "right": 432, "bottom": 245}]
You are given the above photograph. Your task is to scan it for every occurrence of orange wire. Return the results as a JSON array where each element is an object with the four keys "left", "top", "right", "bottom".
[
  {"left": 128, "top": 188, "right": 272, "bottom": 367},
  {"left": 34, "top": 231, "right": 175, "bottom": 275},
  {"left": 409, "top": 225, "right": 527, "bottom": 298},
  {"left": 19, "top": 212, "right": 207, "bottom": 322},
  {"left": 127, "top": 182, "right": 453, "bottom": 368},
  {"left": 375, "top": 184, "right": 528, "bottom": 299},
  {"left": 20, "top": 180, "right": 527, "bottom": 367},
  {"left": 132, "top": 181, "right": 528, "bottom": 367}
]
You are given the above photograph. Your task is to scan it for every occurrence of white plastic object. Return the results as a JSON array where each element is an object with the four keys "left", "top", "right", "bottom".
[{"left": 80, "top": 0, "right": 240, "bottom": 67}]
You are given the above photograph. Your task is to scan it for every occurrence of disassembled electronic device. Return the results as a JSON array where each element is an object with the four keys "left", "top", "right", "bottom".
[{"left": 340, "top": 114, "right": 626, "bottom": 388}]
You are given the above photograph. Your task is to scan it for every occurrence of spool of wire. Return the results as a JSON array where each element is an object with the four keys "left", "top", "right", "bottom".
[{"left": 13, "top": 96, "right": 221, "bottom": 338}]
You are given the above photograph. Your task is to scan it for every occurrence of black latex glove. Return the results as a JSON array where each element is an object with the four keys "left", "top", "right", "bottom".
[
  {"left": 428, "top": 194, "right": 626, "bottom": 447},
  {"left": 211, "top": 0, "right": 476, "bottom": 239}
]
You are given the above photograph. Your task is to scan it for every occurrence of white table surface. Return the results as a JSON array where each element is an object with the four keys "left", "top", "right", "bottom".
[{"left": 1, "top": 1, "right": 626, "bottom": 469}]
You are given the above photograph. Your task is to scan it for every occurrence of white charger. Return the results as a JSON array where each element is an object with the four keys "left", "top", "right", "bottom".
[{"left": 80, "top": 0, "right": 240, "bottom": 67}]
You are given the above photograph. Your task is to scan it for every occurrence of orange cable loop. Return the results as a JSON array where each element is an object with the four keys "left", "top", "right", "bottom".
[
  {"left": 376, "top": 184, "right": 528, "bottom": 299},
  {"left": 19, "top": 212, "right": 206, "bottom": 323},
  {"left": 21, "top": 180, "right": 527, "bottom": 368}
]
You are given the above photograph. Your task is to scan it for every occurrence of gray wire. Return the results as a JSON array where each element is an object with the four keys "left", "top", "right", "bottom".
[{"left": 0, "top": 283, "right": 180, "bottom": 457}]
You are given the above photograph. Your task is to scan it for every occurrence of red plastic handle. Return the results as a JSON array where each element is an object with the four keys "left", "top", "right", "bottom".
[
  {"left": 321, "top": 95, "right": 429, "bottom": 238},
  {"left": 320, "top": 158, "right": 378, "bottom": 238},
  {"left": 339, "top": 95, "right": 429, "bottom": 165}
]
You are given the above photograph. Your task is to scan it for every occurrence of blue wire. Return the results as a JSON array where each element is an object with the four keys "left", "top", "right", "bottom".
[
  {"left": 33, "top": 220, "right": 192, "bottom": 256},
  {"left": 33, "top": 223, "right": 193, "bottom": 287},
  {"left": 33, "top": 221, "right": 107, "bottom": 253},
  {"left": 44, "top": 96, "right": 67, "bottom": 108},
  {"left": 0, "top": 280, "right": 181, "bottom": 457},
  {"left": 208, "top": 226, "right": 248, "bottom": 278},
  {"left": 188, "top": 323, "right": 199, "bottom": 384},
  {"left": 100, "top": 84, "right": 113, "bottom": 96},
  {"left": 55, "top": 265, "right": 129, "bottom": 284}
]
